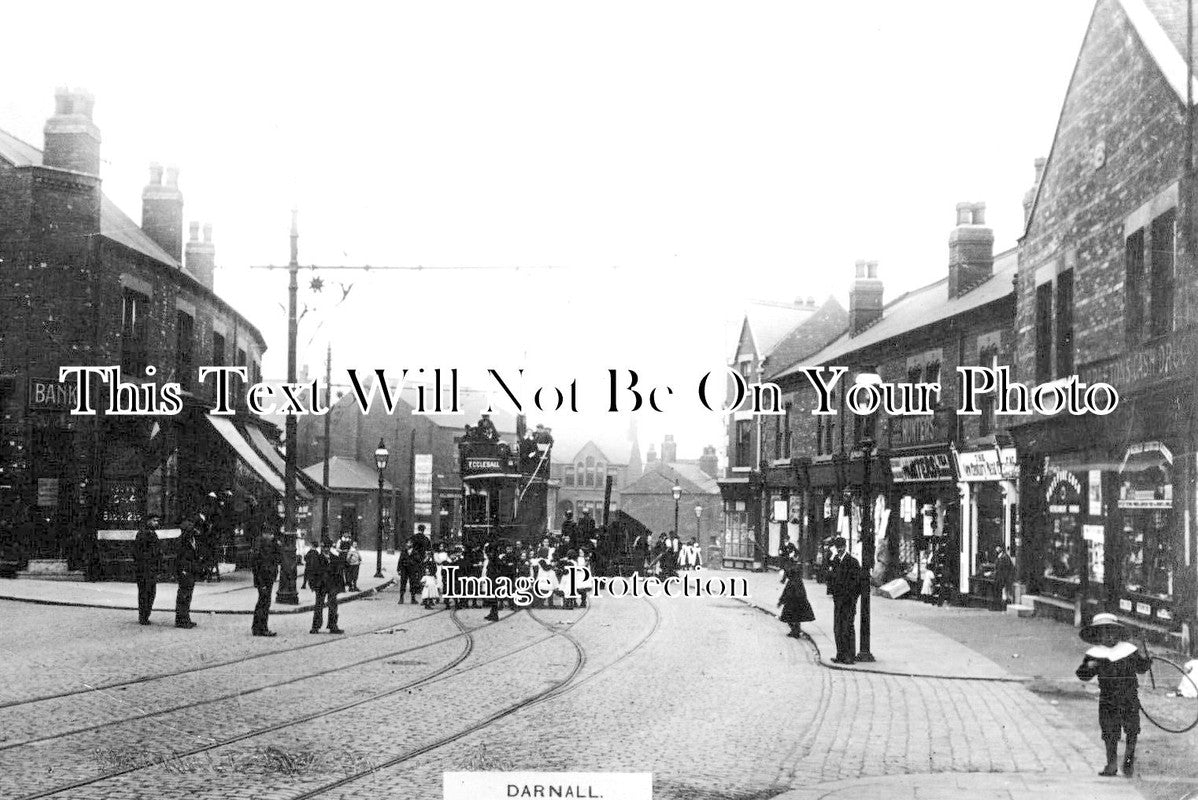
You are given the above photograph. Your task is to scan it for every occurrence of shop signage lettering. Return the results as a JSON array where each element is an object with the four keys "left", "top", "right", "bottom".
[
  {"left": 1046, "top": 468, "right": 1081, "bottom": 514},
  {"left": 889, "top": 452, "right": 955, "bottom": 483},
  {"left": 955, "top": 448, "right": 1018, "bottom": 482},
  {"left": 1078, "top": 328, "right": 1198, "bottom": 392},
  {"left": 464, "top": 457, "right": 501, "bottom": 472},
  {"left": 28, "top": 377, "right": 78, "bottom": 411}
]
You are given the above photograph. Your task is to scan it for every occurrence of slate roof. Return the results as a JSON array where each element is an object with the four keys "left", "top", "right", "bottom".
[
  {"left": 549, "top": 427, "right": 640, "bottom": 466},
  {"left": 738, "top": 300, "right": 819, "bottom": 361},
  {"left": 764, "top": 296, "right": 849, "bottom": 378},
  {"left": 773, "top": 248, "right": 1017, "bottom": 378},
  {"left": 621, "top": 460, "right": 720, "bottom": 496},
  {"left": 302, "top": 456, "right": 395, "bottom": 492}
]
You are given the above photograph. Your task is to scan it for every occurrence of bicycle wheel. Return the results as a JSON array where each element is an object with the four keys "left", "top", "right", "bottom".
[{"left": 1139, "top": 655, "right": 1198, "bottom": 734}]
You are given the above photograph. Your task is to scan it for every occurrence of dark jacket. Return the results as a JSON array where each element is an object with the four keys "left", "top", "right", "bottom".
[
  {"left": 305, "top": 548, "right": 338, "bottom": 594},
  {"left": 826, "top": 552, "right": 861, "bottom": 602},
  {"left": 779, "top": 573, "right": 815, "bottom": 624},
  {"left": 176, "top": 525, "right": 200, "bottom": 582},
  {"left": 250, "top": 534, "right": 280, "bottom": 588},
  {"left": 398, "top": 547, "right": 424, "bottom": 578},
  {"left": 133, "top": 524, "right": 162, "bottom": 579},
  {"left": 1076, "top": 644, "right": 1152, "bottom": 711}
]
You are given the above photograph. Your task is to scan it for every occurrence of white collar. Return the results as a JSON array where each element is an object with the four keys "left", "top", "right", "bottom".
[{"left": 1086, "top": 642, "right": 1138, "bottom": 661}]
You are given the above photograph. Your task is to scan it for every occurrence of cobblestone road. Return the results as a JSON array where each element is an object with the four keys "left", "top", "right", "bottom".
[{"left": 0, "top": 581, "right": 1118, "bottom": 800}]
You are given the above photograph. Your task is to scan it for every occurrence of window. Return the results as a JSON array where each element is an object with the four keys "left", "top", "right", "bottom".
[
  {"left": 565, "top": 466, "right": 574, "bottom": 487},
  {"left": 1149, "top": 209, "right": 1175, "bottom": 338},
  {"left": 251, "top": 360, "right": 262, "bottom": 387},
  {"left": 735, "top": 420, "right": 752, "bottom": 466},
  {"left": 923, "top": 361, "right": 940, "bottom": 386},
  {"left": 175, "top": 311, "right": 194, "bottom": 391},
  {"left": 1126, "top": 228, "right": 1145, "bottom": 343},
  {"left": 1035, "top": 282, "right": 1053, "bottom": 384},
  {"left": 1056, "top": 270, "right": 1074, "bottom": 376},
  {"left": 978, "top": 346, "right": 998, "bottom": 436},
  {"left": 585, "top": 456, "right": 595, "bottom": 487},
  {"left": 212, "top": 332, "right": 226, "bottom": 367},
  {"left": 608, "top": 472, "right": 618, "bottom": 488},
  {"left": 236, "top": 348, "right": 247, "bottom": 368},
  {"left": 120, "top": 289, "right": 149, "bottom": 378}
]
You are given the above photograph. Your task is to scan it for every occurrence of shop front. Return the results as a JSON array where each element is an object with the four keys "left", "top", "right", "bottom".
[
  {"left": 888, "top": 444, "right": 960, "bottom": 603},
  {"left": 717, "top": 474, "right": 762, "bottom": 569},
  {"left": 955, "top": 442, "right": 1019, "bottom": 606},
  {"left": 763, "top": 462, "right": 802, "bottom": 567}
]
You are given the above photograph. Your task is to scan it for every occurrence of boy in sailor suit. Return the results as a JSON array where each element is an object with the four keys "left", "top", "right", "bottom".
[{"left": 1075, "top": 612, "right": 1151, "bottom": 777}]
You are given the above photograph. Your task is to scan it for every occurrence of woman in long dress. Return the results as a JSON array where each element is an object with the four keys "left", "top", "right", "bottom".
[{"left": 778, "top": 564, "right": 815, "bottom": 638}]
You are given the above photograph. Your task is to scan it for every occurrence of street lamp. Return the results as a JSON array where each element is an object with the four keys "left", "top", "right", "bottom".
[
  {"left": 694, "top": 504, "right": 703, "bottom": 544},
  {"left": 374, "top": 438, "right": 389, "bottom": 578},
  {"left": 858, "top": 435, "right": 877, "bottom": 663},
  {"left": 672, "top": 482, "right": 682, "bottom": 537}
]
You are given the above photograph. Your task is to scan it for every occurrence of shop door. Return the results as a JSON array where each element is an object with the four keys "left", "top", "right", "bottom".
[{"left": 30, "top": 426, "right": 73, "bottom": 559}]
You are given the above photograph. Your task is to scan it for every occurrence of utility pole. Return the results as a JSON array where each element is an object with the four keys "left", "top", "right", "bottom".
[{"left": 321, "top": 342, "right": 332, "bottom": 541}]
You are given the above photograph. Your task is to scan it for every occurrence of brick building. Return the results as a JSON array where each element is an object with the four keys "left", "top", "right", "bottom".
[
  {"left": 0, "top": 89, "right": 276, "bottom": 577},
  {"left": 769, "top": 208, "right": 1018, "bottom": 603},
  {"left": 717, "top": 296, "right": 847, "bottom": 568},
  {"left": 1010, "top": 0, "right": 1198, "bottom": 649},
  {"left": 548, "top": 425, "right": 642, "bottom": 525}
]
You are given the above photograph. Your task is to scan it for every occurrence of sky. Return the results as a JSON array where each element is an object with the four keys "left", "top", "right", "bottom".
[{"left": 0, "top": 0, "right": 1096, "bottom": 464}]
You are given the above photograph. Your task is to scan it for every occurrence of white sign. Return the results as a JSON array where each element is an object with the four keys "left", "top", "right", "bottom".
[
  {"left": 414, "top": 454, "right": 433, "bottom": 516},
  {"left": 444, "top": 772, "right": 651, "bottom": 800},
  {"left": 955, "top": 448, "right": 1018, "bottom": 482}
]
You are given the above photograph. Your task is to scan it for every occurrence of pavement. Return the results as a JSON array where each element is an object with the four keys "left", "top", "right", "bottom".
[{"left": 0, "top": 548, "right": 397, "bottom": 614}]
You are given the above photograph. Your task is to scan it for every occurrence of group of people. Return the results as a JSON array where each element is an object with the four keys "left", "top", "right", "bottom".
[
  {"left": 772, "top": 535, "right": 861, "bottom": 664},
  {"left": 395, "top": 524, "right": 597, "bottom": 621},
  {"left": 629, "top": 530, "right": 703, "bottom": 578}
]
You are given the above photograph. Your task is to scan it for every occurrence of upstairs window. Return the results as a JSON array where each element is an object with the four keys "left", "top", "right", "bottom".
[
  {"left": 1149, "top": 209, "right": 1175, "bottom": 339},
  {"left": 1035, "top": 282, "right": 1053, "bottom": 384},
  {"left": 120, "top": 289, "right": 149, "bottom": 378},
  {"left": 1056, "top": 270, "right": 1074, "bottom": 376},
  {"left": 212, "top": 332, "right": 226, "bottom": 367},
  {"left": 735, "top": 419, "right": 753, "bottom": 466},
  {"left": 175, "top": 311, "right": 194, "bottom": 391},
  {"left": 1125, "top": 228, "right": 1145, "bottom": 344},
  {"left": 1126, "top": 209, "right": 1177, "bottom": 343}
]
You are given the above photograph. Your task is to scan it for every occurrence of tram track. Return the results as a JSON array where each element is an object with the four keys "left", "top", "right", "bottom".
[
  {"left": 10, "top": 605, "right": 592, "bottom": 800},
  {"left": 0, "top": 607, "right": 448, "bottom": 711}
]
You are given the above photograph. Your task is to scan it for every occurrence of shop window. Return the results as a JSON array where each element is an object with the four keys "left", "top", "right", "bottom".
[
  {"left": 1149, "top": 209, "right": 1175, "bottom": 339},
  {"left": 120, "top": 288, "right": 149, "bottom": 379},
  {"left": 725, "top": 509, "right": 754, "bottom": 559},
  {"left": 1035, "top": 283, "right": 1053, "bottom": 384},
  {"left": 1118, "top": 444, "right": 1174, "bottom": 603},
  {"left": 735, "top": 420, "right": 753, "bottom": 466},
  {"left": 1056, "top": 269, "right": 1074, "bottom": 376},
  {"left": 175, "top": 311, "right": 194, "bottom": 391},
  {"left": 1043, "top": 467, "right": 1083, "bottom": 600}
]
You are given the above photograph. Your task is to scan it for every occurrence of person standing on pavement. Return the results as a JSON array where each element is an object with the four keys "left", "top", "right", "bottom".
[
  {"left": 778, "top": 563, "right": 815, "bottom": 639},
  {"left": 1076, "top": 613, "right": 1152, "bottom": 777},
  {"left": 250, "top": 526, "right": 280, "bottom": 637},
  {"left": 826, "top": 536, "right": 860, "bottom": 663},
  {"left": 397, "top": 541, "right": 422, "bottom": 604},
  {"left": 308, "top": 537, "right": 344, "bottom": 634},
  {"left": 345, "top": 542, "right": 362, "bottom": 592},
  {"left": 175, "top": 515, "right": 201, "bottom": 628},
  {"left": 993, "top": 545, "right": 1016, "bottom": 607},
  {"left": 133, "top": 513, "right": 162, "bottom": 625}
]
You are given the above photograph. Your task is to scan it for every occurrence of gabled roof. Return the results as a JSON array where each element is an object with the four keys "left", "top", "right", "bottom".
[
  {"left": 550, "top": 428, "right": 640, "bottom": 466},
  {"left": 736, "top": 300, "right": 819, "bottom": 361},
  {"left": 764, "top": 296, "right": 850, "bottom": 379},
  {"left": 774, "top": 249, "right": 1017, "bottom": 379},
  {"left": 301, "top": 456, "right": 394, "bottom": 492},
  {"left": 621, "top": 460, "right": 719, "bottom": 496},
  {"left": 0, "top": 127, "right": 181, "bottom": 268}
]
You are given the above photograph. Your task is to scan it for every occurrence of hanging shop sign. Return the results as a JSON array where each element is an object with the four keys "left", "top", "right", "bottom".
[
  {"left": 414, "top": 454, "right": 433, "bottom": 516},
  {"left": 889, "top": 450, "right": 955, "bottom": 483},
  {"left": 1046, "top": 468, "right": 1082, "bottom": 514},
  {"left": 1117, "top": 442, "right": 1172, "bottom": 509},
  {"left": 955, "top": 447, "right": 1018, "bottom": 482}
]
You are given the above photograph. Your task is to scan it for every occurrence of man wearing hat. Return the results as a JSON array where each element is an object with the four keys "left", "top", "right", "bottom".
[
  {"left": 307, "top": 537, "right": 344, "bottom": 634},
  {"left": 1076, "top": 612, "right": 1151, "bottom": 777},
  {"left": 133, "top": 513, "right": 162, "bottom": 625},
  {"left": 250, "top": 523, "right": 281, "bottom": 637},
  {"left": 826, "top": 536, "right": 861, "bottom": 664}
]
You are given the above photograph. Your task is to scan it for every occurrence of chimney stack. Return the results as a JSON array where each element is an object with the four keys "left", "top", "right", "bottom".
[
  {"left": 848, "top": 260, "right": 883, "bottom": 335},
  {"left": 699, "top": 445, "right": 718, "bottom": 478},
  {"left": 1022, "top": 157, "right": 1047, "bottom": 227},
  {"left": 948, "top": 201, "right": 994, "bottom": 298},
  {"left": 661, "top": 435, "right": 677, "bottom": 465},
  {"left": 43, "top": 87, "right": 100, "bottom": 175},
  {"left": 142, "top": 163, "right": 184, "bottom": 263},
  {"left": 185, "top": 220, "right": 216, "bottom": 290},
  {"left": 646, "top": 444, "right": 658, "bottom": 465}
]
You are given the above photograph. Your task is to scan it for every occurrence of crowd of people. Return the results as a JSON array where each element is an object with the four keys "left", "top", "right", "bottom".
[{"left": 627, "top": 529, "right": 703, "bottom": 578}]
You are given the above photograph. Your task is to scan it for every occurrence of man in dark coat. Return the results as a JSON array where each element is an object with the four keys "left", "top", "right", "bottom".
[
  {"left": 578, "top": 511, "right": 596, "bottom": 550},
  {"left": 561, "top": 510, "right": 579, "bottom": 551},
  {"left": 175, "top": 516, "right": 201, "bottom": 628},
  {"left": 250, "top": 527, "right": 280, "bottom": 636},
  {"left": 307, "top": 537, "right": 344, "bottom": 634},
  {"left": 826, "top": 536, "right": 860, "bottom": 663},
  {"left": 397, "top": 541, "right": 423, "bottom": 604},
  {"left": 133, "top": 513, "right": 162, "bottom": 625},
  {"left": 410, "top": 524, "right": 432, "bottom": 561}
]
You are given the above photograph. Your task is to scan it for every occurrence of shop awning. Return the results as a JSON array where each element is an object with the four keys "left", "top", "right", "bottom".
[
  {"left": 206, "top": 415, "right": 285, "bottom": 495},
  {"left": 244, "top": 423, "right": 314, "bottom": 499}
]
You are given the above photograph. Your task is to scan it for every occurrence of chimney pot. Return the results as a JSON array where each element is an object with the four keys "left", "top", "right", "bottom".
[
  {"left": 165, "top": 166, "right": 179, "bottom": 187},
  {"left": 202, "top": 223, "right": 212, "bottom": 243},
  {"left": 855, "top": 259, "right": 868, "bottom": 279},
  {"left": 44, "top": 87, "right": 101, "bottom": 175},
  {"left": 149, "top": 163, "right": 163, "bottom": 185},
  {"left": 54, "top": 87, "right": 71, "bottom": 115},
  {"left": 970, "top": 202, "right": 986, "bottom": 225},
  {"left": 956, "top": 202, "right": 973, "bottom": 225},
  {"left": 189, "top": 221, "right": 200, "bottom": 241},
  {"left": 807, "top": 296, "right": 815, "bottom": 307}
]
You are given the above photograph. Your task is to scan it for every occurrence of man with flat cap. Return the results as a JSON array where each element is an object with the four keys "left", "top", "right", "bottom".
[
  {"left": 133, "top": 513, "right": 162, "bottom": 625},
  {"left": 307, "top": 537, "right": 344, "bottom": 634},
  {"left": 826, "top": 536, "right": 861, "bottom": 664}
]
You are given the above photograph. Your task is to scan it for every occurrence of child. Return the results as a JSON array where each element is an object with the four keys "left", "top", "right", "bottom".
[
  {"left": 420, "top": 564, "right": 441, "bottom": 609},
  {"left": 1075, "top": 612, "right": 1151, "bottom": 777},
  {"left": 345, "top": 543, "right": 362, "bottom": 591}
]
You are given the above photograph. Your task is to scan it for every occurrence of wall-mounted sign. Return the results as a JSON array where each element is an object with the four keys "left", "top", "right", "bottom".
[
  {"left": 414, "top": 454, "right": 433, "bottom": 516},
  {"left": 890, "top": 451, "right": 955, "bottom": 483},
  {"left": 28, "top": 377, "right": 78, "bottom": 412},
  {"left": 1046, "top": 468, "right": 1081, "bottom": 515},
  {"left": 955, "top": 448, "right": 1017, "bottom": 482}
]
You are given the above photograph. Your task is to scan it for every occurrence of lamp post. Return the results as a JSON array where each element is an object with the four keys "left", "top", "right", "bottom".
[
  {"left": 672, "top": 482, "right": 682, "bottom": 537},
  {"left": 374, "top": 438, "right": 388, "bottom": 578},
  {"left": 694, "top": 504, "right": 703, "bottom": 545},
  {"left": 858, "top": 435, "right": 876, "bottom": 663}
]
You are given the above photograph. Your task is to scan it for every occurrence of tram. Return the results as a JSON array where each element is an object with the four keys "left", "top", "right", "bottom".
[{"left": 457, "top": 414, "right": 553, "bottom": 550}]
